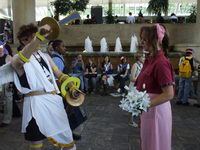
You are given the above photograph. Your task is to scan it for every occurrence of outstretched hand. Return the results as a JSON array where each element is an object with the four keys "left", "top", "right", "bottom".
[{"left": 38, "top": 24, "right": 52, "bottom": 37}]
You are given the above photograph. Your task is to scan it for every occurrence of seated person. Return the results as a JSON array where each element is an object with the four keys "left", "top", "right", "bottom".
[
  {"left": 83, "top": 14, "right": 91, "bottom": 24},
  {"left": 71, "top": 54, "right": 85, "bottom": 91},
  {"left": 101, "top": 56, "right": 113, "bottom": 95},
  {"left": 84, "top": 57, "right": 97, "bottom": 93},
  {"left": 170, "top": 13, "right": 178, "bottom": 23},
  {"left": 114, "top": 56, "right": 130, "bottom": 94}
]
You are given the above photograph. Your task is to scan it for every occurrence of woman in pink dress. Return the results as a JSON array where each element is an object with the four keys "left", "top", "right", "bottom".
[{"left": 135, "top": 24, "right": 175, "bottom": 150}]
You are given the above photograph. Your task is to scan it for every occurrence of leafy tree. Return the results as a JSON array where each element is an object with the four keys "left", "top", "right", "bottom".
[
  {"left": 51, "top": 0, "right": 89, "bottom": 20},
  {"left": 147, "top": 0, "right": 169, "bottom": 15},
  {"left": 186, "top": 5, "right": 197, "bottom": 23},
  {"left": 105, "top": 10, "right": 115, "bottom": 24}
]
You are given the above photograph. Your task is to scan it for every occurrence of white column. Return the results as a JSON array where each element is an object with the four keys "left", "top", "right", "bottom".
[
  {"left": 109, "top": 0, "right": 112, "bottom": 11},
  {"left": 12, "top": 0, "right": 35, "bottom": 43}
]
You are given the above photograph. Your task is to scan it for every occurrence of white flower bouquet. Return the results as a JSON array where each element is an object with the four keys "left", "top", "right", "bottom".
[{"left": 119, "top": 87, "right": 150, "bottom": 117}]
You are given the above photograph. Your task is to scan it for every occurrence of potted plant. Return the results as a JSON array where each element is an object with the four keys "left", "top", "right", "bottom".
[{"left": 51, "top": 0, "right": 89, "bottom": 20}]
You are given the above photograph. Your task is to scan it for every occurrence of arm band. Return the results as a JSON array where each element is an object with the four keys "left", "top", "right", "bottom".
[
  {"left": 30, "top": 144, "right": 43, "bottom": 149},
  {"left": 35, "top": 32, "right": 46, "bottom": 41},
  {"left": 59, "top": 74, "right": 69, "bottom": 83},
  {"left": 53, "top": 66, "right": 58, "bottom": 72},
  {"left": 18, "top": 51, "right": 30, "bottom": 63}
]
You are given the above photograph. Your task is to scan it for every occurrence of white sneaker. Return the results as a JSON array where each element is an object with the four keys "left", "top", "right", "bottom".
[
  {"left": 121, "top": 93, "right": 126, "bottom": 97},
  {"left": 117, "top": 88, "right": 121, "bottom": 93},
  {"left": 124, "top": 85, "right": 130, "bottom": 91},
  {"left": 129, "top": 121, "right": 138, "bottom": 128}
]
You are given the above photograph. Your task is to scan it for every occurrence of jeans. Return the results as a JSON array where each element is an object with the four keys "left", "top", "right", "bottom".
[
  {"left": 84, "top": 77, "right": 97, "bottom": 92},
  {"left": 71, "top": 73, "right": 85, "bottom": 91},
  {"left": 177, "top": 77, "right": 192, "bottom": 103}
]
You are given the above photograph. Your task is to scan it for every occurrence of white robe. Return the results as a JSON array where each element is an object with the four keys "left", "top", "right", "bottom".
[{"left": 13, "top": 51, "right": 74, "bottom": 146}]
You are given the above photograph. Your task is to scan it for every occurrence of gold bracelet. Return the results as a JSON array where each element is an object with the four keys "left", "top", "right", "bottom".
[
  {"left": 59, "top": 74, "right": 69, "bottom": 83},
  {"left": 30, "top": 143, "right": 43, "bottom": 149},
  {"left": 18, "top": 51, "right": 30, "bottom": 63},
  {"left": 53, "top": 66, "right": 58, "bottom": 72},
  {"left": 35, "top": 32, "right": 46, "bottom": 41}
]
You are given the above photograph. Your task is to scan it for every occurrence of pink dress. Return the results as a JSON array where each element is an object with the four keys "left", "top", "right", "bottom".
[
  {"left": 140, "top": 93, "right": 172, "bottom": 150},
  {"left": 135, "top": 50, "right": 175, "bottom": 150}
]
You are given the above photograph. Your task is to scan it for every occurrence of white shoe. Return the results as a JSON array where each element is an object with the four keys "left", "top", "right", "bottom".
[
  {"left": 124, "top": 85, "right": 130, "bottom": 91},
  {"left": 129, "top": 121, "right": 138, "bottom": 128},
  {"left": 121, "top": 93, "right": 126, "bottom": 97},
  {"left": 117, "top": 88, "right": 121, "bottom": 93}
]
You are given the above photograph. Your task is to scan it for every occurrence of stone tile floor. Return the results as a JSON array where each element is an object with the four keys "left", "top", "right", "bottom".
[{"left": 0, "top": 94, "right": 200, "bottom": 150}]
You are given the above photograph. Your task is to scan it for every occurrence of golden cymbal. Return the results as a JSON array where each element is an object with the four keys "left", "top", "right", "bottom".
[
  {"left": 39, "top": 17, "right": 60, "bottom": 40},
  {"left": 65, "top": 89, "right": 85, "bottom": 107}
]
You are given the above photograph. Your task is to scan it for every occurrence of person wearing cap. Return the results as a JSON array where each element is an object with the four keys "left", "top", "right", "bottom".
[
  {"left": 177, "top": 48, "right": 200, "bottom": 106},
  {"left": 6, "top": 23, "right": 78, "bottom": 150},
  {"left": 114, "top": 56, "right": 130, "bottom": 94},
  {"left": 135, "top": 24, "right": 175, "bottom": 150},
  {"left": 0, "top": 40, "right": 13, "bottom": 127}
]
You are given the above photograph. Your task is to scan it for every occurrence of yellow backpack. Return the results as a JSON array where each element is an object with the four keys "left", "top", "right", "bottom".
[{"left": 179, "top": 56, "right": 193, "bottom": 78}]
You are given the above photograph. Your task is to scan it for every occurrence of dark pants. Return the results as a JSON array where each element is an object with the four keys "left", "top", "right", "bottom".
[{"left": 114, "top": 74, "right": 129, "bottom": 93}]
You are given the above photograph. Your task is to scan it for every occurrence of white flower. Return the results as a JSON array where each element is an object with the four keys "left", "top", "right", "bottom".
[{"left": 119, "top": 87, "right": 150, "bottom": 117}]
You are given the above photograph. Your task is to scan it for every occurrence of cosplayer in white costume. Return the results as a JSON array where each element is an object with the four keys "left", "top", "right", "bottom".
[{"left": 0, "top": 24, "right": 77, "bottom": 150}]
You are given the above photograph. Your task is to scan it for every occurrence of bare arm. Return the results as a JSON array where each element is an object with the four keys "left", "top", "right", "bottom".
[
  {"left": 11, "top": 37, "right": 41, "bottom": 76},
  {"left": 150, "top": 85, "right": 174, "bottom": 107},
  {"left": 11, "top": 25, "right": 51, "bottom": 76},
  {"left": 45, "top": 53, "right": 63, "bottom": 79},
  {"left": 5, "top": 55, "right": 12, "bottom": 63},
  {"left": 130, "top": 64, "right": 137, "bottom": 82}
]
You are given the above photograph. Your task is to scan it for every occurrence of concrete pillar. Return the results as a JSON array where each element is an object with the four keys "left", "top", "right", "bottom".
[
  {"left": 12, "top": 0, "right": 35, "bottom": 43},
  {"left": 108, "top": 0, "right": 112, "bottom": 11}
]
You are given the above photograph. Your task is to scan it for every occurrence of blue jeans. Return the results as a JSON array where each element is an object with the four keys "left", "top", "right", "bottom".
[
  {"left": 71, "top": 73, "right": 85, "bottom": 91},
  {"left": 177, "top": 77, "right": 192, "bottom": 103},
  {"left": 84, "top": 77, "right": 97, "bottom": 92}
]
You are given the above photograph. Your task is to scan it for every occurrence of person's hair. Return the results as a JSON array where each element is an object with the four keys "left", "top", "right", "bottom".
[
  {"left": 171, "top": 13, "right": 176, "bottom": 16},
  {"left": 48, "top": 40, "right": 54, "bottom": 46},
  {"left": 52, "top": 39, "right": 63, "bottom": 50},
  {"left": 140, "top": 24, "right": 169, "bottom": 57},
  {"left": 17, "top": 45, "right": 24, "bottom": 52},
  {"left": 129, "top": 12, "right": 132, "bottom": 15},
  {"left": 17, "top": 23, "right": 38, "bottom": 42},
  {"left": 135, "top": 50, "right": 144, "bottom": 61}
]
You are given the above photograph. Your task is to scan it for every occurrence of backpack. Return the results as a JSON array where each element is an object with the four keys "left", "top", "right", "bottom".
[{"left": 179, "top": 56, "right": 193, "bottom": 78}]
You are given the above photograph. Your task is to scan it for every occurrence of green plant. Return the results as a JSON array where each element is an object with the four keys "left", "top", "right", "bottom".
[
  {"left": 186, "top": 5, "right": 197, "bottom": 23},
  {"left": 105, "top": 10, "right": 115, "bottom": 24},
  {"left": 51, "top": 0, "right": 89, "bottom": 20},
  {"left": 147, "top": 0, "right": 169, "bottom": 15}
]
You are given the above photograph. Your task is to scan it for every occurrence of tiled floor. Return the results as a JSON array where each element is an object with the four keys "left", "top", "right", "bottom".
[{"left": 0, "top": 94, "right": 200, "bottom": 150}]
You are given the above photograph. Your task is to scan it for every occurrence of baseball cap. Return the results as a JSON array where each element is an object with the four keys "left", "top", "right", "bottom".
[{"left": 185, "top": 48, "right": 193, "bottom": 54}]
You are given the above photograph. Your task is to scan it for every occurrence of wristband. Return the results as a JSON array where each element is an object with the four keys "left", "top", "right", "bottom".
[
  {"left": 35, "top": 32, "right": 46, "bottom": 41},
  {"left": 53, "top": 66, "right": 58, "bottom": 72},
  {"left": 18, "top": 51, "right": 30, "bottom": 63},
  {"left": 59, "top": 74, "right": 69, "bottom": 83}
]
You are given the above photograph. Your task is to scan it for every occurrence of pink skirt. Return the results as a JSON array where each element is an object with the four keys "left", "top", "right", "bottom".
[{"left": 140, "top": 93, "right": 172, "bottom": 150}]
